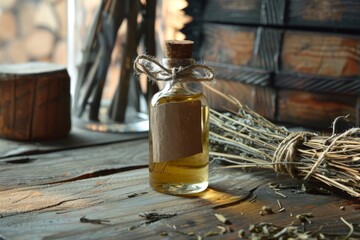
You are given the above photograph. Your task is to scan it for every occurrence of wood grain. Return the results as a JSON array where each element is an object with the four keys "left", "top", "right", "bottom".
[
  {"left": 0, "top": 62, "right": 71, "bottom": 141},
  {"left": 0, "top": 125, "right": 147, "bottom": 159},
  {"left": 201, "top": 24, "right": 281, "bottom": 71},
  {"left": 202, "top": 24, "right": 256, "bottom": 66},
  {"left": 0, "top": 138, "right": 358, "bottom": 239},
  {"left": 281, "top": 31, "right": 360, "bottom": 77},
  {"left": 275, "top": 72, "right": 360, "bottom": 96},
  {"left": 0, "top": 139, "right": 149, "bottom": 190},
  {"left": 288, "top": 0, "right": 360, "bottom": 30},
  {"left": 277, "top": 89, "right": 359, "bottom": 128},
  {"left": 202, "top": 0, "right": 285, "bottom": 25},
  {"left": 208, "top": 61, "right": 272, "bottom": 86},
  {"left": 204, "top": 79, "right": 276, "bottom": 120}
]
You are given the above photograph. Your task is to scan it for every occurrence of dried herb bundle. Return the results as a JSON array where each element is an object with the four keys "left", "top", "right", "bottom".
[{"left": 207, "top": 86, "right": 360, "bottom": 198}]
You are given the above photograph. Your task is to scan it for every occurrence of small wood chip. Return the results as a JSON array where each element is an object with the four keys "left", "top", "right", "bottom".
[
  {"left": 217, "top": 225, "right": 227, "bottom": 234},
  {"left": 139, "top": 212, "right": 177, "bottom": 224},
  {"left": 80, "top": 216, "right": 111, "bottom": 225},
  {"left": 127, "top": 192, "right": 148, "bottom": 198},
  {"left": 128, "top": 225, "right": 138, "bottom": 231},
  {"left": 262, "top": 206, "right": 274, "bottom": 214},
  {"left": 204, "top": 231, "right": 220, "bottom": 237},
  {"left": 214, "top": 213, "right": 232, "bottom": 225},
  {"left": 296, "top": 213, "right": 313, "bottom": 224},
  {"left": 238, "top": 229, "right": 245, "bottom": 238}
]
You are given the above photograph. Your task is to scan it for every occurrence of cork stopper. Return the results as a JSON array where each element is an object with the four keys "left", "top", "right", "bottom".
[{"left": 164, "top": 40, "right": 193, "bottom": 59}]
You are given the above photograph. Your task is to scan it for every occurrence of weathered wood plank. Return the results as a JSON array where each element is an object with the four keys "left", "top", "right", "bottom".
[
  {"left": 201, "top": 24, "right": 282, "bottom": 71},
  {"left": 204, "top": 79, "right": 276, "bottom": 120},
  {"left": 275, "top": 72, "right": 360, "bottom": 96},
  {"left": 277, "top": 89, "right": 359, "bottom": 128},
  {"left": 208, "top": 61, "right": 272, "bottom": 87},
  {"left": 288, "top": 0, "right": 360, "bottom": 30},
  {"left": 281, "top": 31, "right": 360, "bottom": 77},
  {"left": 202, "top": 24, "right": 256, "bottom": 67},
  {"left": 0, "top": 167, "right": 358, "bottom": 239},
  {"left": 0, "top": 139, "right": 148, "bottom": 190},
  {"left": 0, "top": 136, "right": 359, "bottom": 239},
  {"left": 0, "top": 125, "right": 147, "bottom": 158},
  {"left": 202, "top": 0, "right": 285, "bottom": 25}
]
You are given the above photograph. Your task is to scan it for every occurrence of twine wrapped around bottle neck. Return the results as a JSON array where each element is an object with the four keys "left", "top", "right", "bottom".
[{"left": 133, "top": 54, "right": 215, "bottom": 83}]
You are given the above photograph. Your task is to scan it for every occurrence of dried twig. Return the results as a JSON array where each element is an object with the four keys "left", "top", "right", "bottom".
[
  {"left": 80, "top": 216, "right": 111, "bottom": 225},
  {"left": 214, "top": 213, "right": 232, "bottom": 225},
  {"left": 109, "top": 0, "right": 140, "bottom": 121},
  {"left": 340, "top": 217, "right": 354, "bottom": 239}
]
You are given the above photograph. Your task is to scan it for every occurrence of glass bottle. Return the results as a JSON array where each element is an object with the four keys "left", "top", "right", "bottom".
[{"left": 149, "top": 40, "right": 209, "bottom": 195}]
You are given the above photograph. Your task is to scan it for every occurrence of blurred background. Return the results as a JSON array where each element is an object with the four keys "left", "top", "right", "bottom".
[{"left": 1, "top": 0, "right": 360, "bottom": 130}]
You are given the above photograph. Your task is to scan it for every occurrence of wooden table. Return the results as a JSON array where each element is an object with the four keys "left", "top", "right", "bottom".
[{"left": 0, "top": 127, "right": 359, "bottom": 239}]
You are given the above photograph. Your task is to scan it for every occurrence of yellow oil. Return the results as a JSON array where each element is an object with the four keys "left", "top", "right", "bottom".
[{"left": 149, "top": 90, "right": 209, "bottom": 195}]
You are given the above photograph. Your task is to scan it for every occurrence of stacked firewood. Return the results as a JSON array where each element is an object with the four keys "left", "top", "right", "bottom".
[{"left": 0, "top": 0, "right": 67, "bottom": 65}]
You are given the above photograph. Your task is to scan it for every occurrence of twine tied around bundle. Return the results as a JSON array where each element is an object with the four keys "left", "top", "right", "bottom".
[
  {"left": 272, "top": 132, "right": 316, "bottom": 178},
  {"left": 273, "top": 128, "right": 360, "bottom": 180},
  {"left": 133, "top": 54, "right": 214, "bottom": 83}
]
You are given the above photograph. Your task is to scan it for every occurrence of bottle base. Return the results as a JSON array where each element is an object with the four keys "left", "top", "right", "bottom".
[{"left": 151, "top": 182, "right": 208, "bottom": 195}]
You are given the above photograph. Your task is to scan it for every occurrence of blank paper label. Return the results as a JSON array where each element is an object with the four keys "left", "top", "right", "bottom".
[{"left": 151, "top": 101, "right": 202, "bottom": 163}]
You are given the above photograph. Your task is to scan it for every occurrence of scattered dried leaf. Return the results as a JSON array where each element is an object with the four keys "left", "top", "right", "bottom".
[
  {"left": 139, "top": 212, "right": 177, "bottom": 224},
  {"left": 127, "top": 192, "right": 148, "bottom": 198},
  {"left": 80, "top": 216, "right": 111, "bottom": 225},
  {"left": 262, "top": 206, "right": 274, "bottom": 214},
  {"left": 214, "top": 213, "right": 232, "bottom": 225}
]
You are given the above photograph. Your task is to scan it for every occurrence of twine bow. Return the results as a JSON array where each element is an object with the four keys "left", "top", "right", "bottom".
[{"left": 133, "top": 54, "right": 214, "bottom": 83}]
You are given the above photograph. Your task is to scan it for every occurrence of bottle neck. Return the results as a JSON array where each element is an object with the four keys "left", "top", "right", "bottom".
[
  {"left": 160, "top": 57, "right": 202, "bottom": 95},
  {"left": 161, "top": 80, "right": 202, "bottom": 97},
  {"left": 162, "top": 58, "right": 195, "bottom": 68}
]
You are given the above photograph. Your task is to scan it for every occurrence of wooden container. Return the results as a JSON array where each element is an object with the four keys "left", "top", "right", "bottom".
[{"left": 0, "top": 62, "right": 71, "bottom": 141}]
